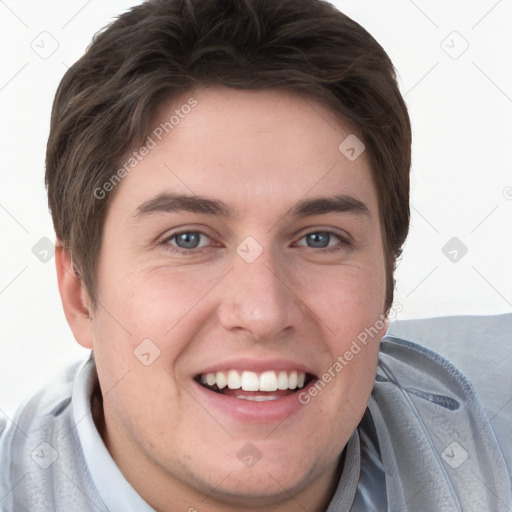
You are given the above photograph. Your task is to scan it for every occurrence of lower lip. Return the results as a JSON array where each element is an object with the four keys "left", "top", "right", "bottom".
[{"left": 193, "top": 380, "right": 315, "bottom": 423}]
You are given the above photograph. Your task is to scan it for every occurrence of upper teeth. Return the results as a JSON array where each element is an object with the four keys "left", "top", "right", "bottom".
[{"left": 200, "top": 370, "right": 306, "bottom": 392}]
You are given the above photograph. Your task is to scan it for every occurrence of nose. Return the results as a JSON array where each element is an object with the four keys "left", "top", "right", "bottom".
[{"left": 217, "top": 249, "right": 303, "bottom": 341}]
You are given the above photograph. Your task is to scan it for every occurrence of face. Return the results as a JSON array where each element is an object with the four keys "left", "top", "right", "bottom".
[{"left": 81, "top": 87, "right": 387, "bottom": 509}]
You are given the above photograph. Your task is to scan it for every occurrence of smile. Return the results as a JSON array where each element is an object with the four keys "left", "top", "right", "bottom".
[{"left": 196, "top": 369, "right": 312, "bottom": 401}]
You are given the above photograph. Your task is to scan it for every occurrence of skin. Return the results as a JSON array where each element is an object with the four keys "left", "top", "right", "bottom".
[{"left": 57, "top": 87, "right": 388, "bottom": 512}]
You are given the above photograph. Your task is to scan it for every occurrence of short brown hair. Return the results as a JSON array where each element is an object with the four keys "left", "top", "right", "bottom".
[{"left": 46, "top": 0, "right": 411, "bottom": 311}]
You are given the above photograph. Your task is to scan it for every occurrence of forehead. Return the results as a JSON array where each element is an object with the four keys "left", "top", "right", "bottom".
[{"left": 110, "top": 86, "right": 378, "bottom": 217}]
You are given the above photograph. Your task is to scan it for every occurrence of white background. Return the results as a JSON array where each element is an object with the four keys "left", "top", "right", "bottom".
[{"left": 1, "top": 0, "right": 511, "bottom": 416}]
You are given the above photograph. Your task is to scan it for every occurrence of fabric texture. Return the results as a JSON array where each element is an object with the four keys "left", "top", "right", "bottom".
[
  {"left": 387, "top": 312, "right": 512, "bottom": 480},
  {"left": 1, "top": 322, "right": 511, "bottom": 511}
]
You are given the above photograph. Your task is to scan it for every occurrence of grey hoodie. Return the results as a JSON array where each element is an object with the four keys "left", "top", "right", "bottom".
[{"left": 1, "top": 336, "right": 511, "bottom": 511}]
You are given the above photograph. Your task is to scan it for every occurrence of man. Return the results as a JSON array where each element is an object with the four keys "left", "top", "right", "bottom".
[{"left": 1, "top": 0, "right": 510, "bottom": 510}]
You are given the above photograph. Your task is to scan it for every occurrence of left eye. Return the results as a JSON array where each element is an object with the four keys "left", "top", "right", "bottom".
[
  {"left": 296, "top": 232, "right": 341, "bottom": 249},
  {"left": 167, "top": 231, "right": 210, "bottom": 250}
]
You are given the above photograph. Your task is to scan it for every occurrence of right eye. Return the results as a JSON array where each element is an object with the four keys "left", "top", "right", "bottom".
[{"left": 164, "top": 231, "right": 212, "bottom": 252}]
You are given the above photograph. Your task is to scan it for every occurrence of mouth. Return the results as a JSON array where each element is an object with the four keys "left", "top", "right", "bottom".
[{"left": 195, "top": 369, "right": 314, "bottom": 402}]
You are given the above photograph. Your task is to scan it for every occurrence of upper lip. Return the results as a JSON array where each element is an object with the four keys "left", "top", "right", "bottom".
[{"left": 194, "top": 358, "right": 317, "bottom": 379}]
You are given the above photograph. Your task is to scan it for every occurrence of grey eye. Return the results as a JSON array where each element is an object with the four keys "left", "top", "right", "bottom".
[
  {"left": 174, "top": 232, "right": 202, "bottom": 249},
  {"left": 305, "top": 232, "right": 331, "bottom": 248}
]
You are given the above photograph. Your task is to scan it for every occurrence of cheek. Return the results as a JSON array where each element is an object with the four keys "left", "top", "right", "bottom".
[
  {"left": 303, "top": 260, "right": 385, "bottom": 334},
  {"left": 90, "top": 262, "right": 227, "bottom": 404},
  {"left": 330, "top": 278, "right": 385, "bottom": 390},
  {"left": 94, "top": 261, "right": 221, "bottom": 338},
  {"left": 299, "top": 263, "right": 385, "bottom": 412}
]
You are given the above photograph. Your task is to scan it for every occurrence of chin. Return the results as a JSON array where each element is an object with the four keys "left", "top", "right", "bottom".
[{"left": 181, "top": 444, "right": 333, "bottom": 507}]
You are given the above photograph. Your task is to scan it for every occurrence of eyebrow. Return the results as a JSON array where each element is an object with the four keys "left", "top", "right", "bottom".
[
  {"left": 289, "top": 195, "right": 370, "bottom": 218},
  {"left": 134, "top": 193, "right": 369, "bottom": 219},
  {"left": 135, "top": 193, "right": 236, "bottom": 218}
]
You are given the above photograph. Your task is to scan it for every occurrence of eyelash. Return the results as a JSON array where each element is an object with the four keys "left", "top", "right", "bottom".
[{"left": 161, "top": 229, "right": 351, "bottom": 255}]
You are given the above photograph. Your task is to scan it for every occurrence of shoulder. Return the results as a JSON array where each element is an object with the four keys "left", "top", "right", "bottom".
[
  {"left": 0, "top": 358, "right": 105, "bottom": 511},
  {"left": 1, "top": 359, "right": 81, "bottom": 439},
  {"left": 386, "top": 313, "right": 512, "bottom": 468},
  {"left": 370, "top": 317, "right": 512, "bottom": 510},
  {"left": 0, "top": 360, "right": 81, "bottom": 452},
  {"left": 386, "top": 313, "right": 512, "bottom": 409}
]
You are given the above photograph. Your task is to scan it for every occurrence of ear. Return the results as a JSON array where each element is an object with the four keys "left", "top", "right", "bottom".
[{"left": 55, "top": 242, "right": 94, "bottom": 349}]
